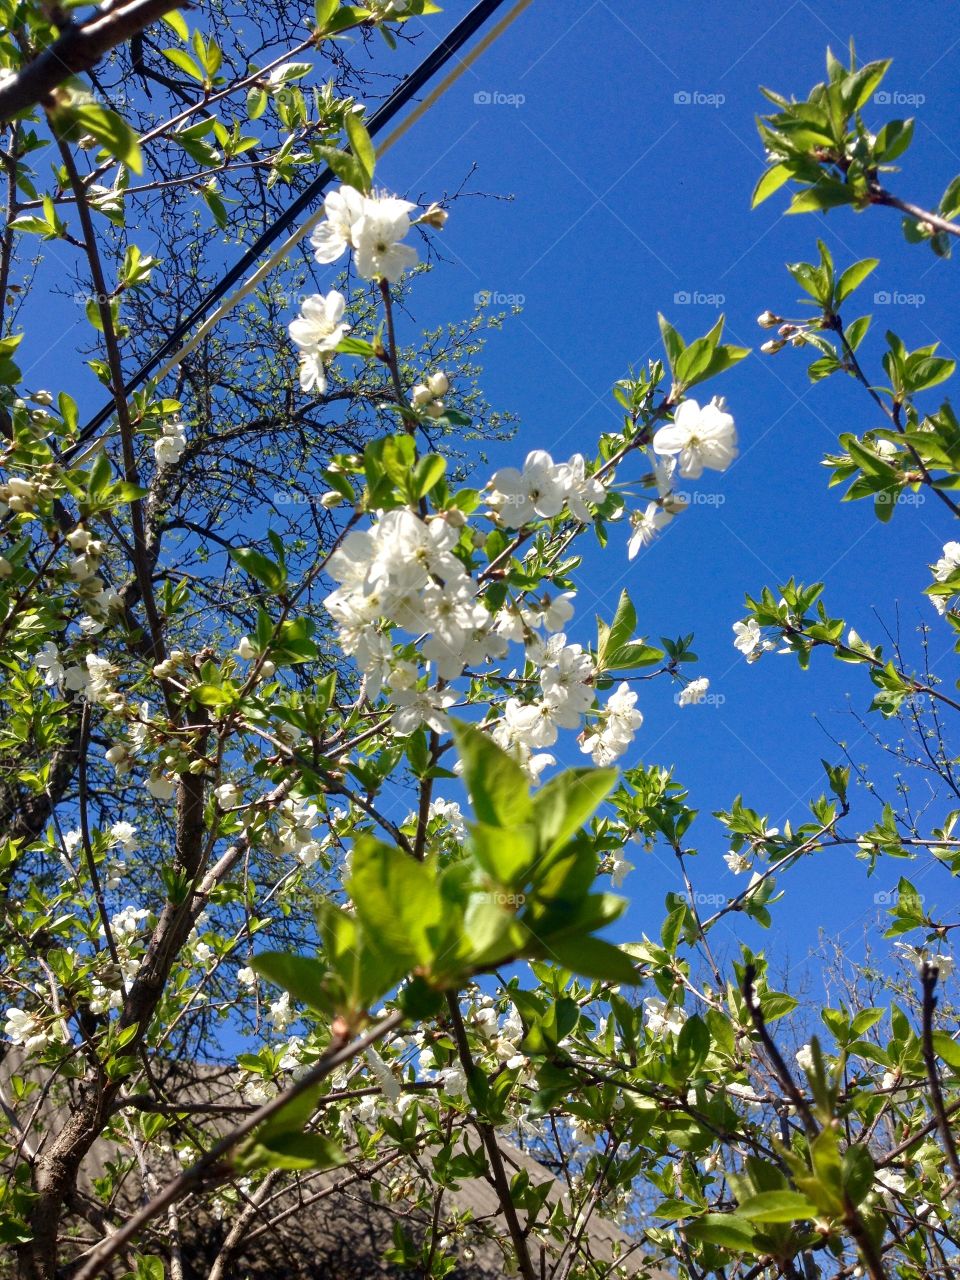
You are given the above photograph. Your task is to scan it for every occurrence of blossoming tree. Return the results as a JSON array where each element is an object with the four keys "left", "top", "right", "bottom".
[{"left": 0, "top": 12, "right": 958, "bottom": 1280}]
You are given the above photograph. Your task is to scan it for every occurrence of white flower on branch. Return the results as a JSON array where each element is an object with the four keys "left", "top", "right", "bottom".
[{"left": 653, "top": 396, "right": 738, "bottom": 479}]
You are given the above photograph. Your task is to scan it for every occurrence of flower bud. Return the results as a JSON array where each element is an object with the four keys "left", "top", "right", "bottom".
[
  {"left": 419, "top": 202, "right": 448, "bottom": 230},
  {"left": 777, "top": 323, "right": 798, "bottom": 337},
  {"left": 761, "top": 339, "right": 786, "bottom": 355},
  {"left": 411, "top": 383, "right": 433, "bottom": 408},
  {"left": 424, "top": 400, "right": 445, "bottom": 419},
  {"left": 7, "top": 477, "right": 36, "bottom": 502},
  {"left": 236, "top": 636, "right": 256, "bottom": 660},
  {"left": 426, "top": 370, "right": 449, "bottom": 398},
  {"left": 757, "top": 310, "right": 782, "bottom": 328},
  {"left": 67, "top": 527, "right": 91, "bottom": 550},
  {"left": 320, "top": 490, "right": 343, "bottom": 509},
  {"left": 32, "top": 390, "right": 53, "bottom": 406},
  {"left": 260, "top": 660, "right": 276, "bottom": 678}
]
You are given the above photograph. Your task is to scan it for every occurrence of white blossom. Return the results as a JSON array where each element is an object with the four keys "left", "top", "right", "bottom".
[
  {"left": 627, "top": 502, "right": 670, "bottom": 558},
  {"left": 733, "top": 618, "right": 763, "bottom": 658},
  {"left": 488, "top": 450, "right": 566, "bottom": 527},
  {"left": 580, "top": 681, "right": 643, "bottom": 766},
  {"left": 288, "top": 290, "right": 349, "bottom": 394},
  {"left": 678, "top": 676, "right": 710, "bottom": 707},
  {"left": 155, "top": 418, "right": 187, "bottom": 468},
  {"left": 653, "top": 396, "right": 738, "bottom": 479},
  {"left": 110, "top": 821, "right": 137, "bottom": 852},
  {"left": 644, "top": 998, "right": 686, "bottom": 1037},
  {"left": 724, "top": 850, "right": 751, "bottom": 875}
]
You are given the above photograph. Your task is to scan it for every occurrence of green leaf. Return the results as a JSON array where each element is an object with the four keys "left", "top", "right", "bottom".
[
  {"left": 932, "top": 1031, "right": 960, "bottom": 1072},
  {"left": 242, "top": 1130, "right": 348, "bottom": 1171},
  {"left": 531, "top": 767, "right": 617, "bottom": 857},
  {"left": 315, "top": 0, "right": 339, "bottom": 26},
  {"left": 787, "top": 182, "right": 857, "bottom": 214},
  {"left": 246, "top": 86, "right": 268, "bottom": 120},
  {"left": 451, "top": 722, "right": 532, "bottom": 829},
  {"left": 412, "top": 453, "right": 445, "bottom": 498},
  {"left": 229, "top": 546, "right": 286, "bottom": 591},
  {"left": 685, "top": 1213, "right": 761, "bottom": 1253},
  {"left": 737, "top": 1190, "right": 817, "bottom": 1223},
  {"left": 874, "top": 118, "right": 914, "bottom": 163},
  {"left": 835, "top": 258, "right": 878, "bottom": 304},
  {"left": 347, "top": 835, "right": 443, "bottom": 967},
  {"left": 658, "top": 313, "right": 685, "bottom": 371},
  {"left": 58, "top": 104, "right": 143, "bottom": 173},
  {"left": 751, "top": 163, "right": 792, "bottom": 208},
  {"left": 253, "top": 952, "right": 330, "bottom": 1013},
  {"left": 162, "top": 9, "right": 189, "bottom": 40},
  {"left": 344, "top": 110, "right": 376, "bottom": 189},
  {"left": 546, "top": 935, "right": 638, "bottom": 984},
  {"left": 161, "top": 48, "right": 205, "bottom": 82}
]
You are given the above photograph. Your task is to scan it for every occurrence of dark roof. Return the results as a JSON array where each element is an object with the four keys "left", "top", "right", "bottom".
[{"left": 0, "top": 1049, "right": 662, "bottom": 1278}]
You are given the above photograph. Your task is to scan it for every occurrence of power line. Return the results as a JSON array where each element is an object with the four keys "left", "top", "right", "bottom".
[{"left": 68, "top": 0, "right": 524, "bottom": 456}]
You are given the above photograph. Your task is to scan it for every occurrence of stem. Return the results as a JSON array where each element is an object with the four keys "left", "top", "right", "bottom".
[
  {"left": 445, "top": 993, "right": 538, "bottom": 1280},
  {"left": 920, "top": 964, "right": 960, "bottom": 1186},
  {"left": 828, "top": 314, "right": 960, "bottom": 520},
  {"left": 870, "top": 187, "right": 960, "bottom": 241},
  {"left": 57, "top": 137, "right": 170, "bottom": 671}
]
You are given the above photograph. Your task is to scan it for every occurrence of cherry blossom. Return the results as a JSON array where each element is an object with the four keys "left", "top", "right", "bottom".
[{"left": 653, "top": 396, "right": 738, "bottom": 479}]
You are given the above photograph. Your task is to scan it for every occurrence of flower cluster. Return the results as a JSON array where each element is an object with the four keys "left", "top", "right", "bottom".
[
  {"left": 487, "top": 450, "right": 606, "bottom": 528},
  {"left": 310, "top": 185, "right": 421, "bottom": 283},
  {"left": 324, "top": 508, "right": 505, "bottom": 731},
  {"left": 580, "top": 681, "right": 643, "bottom": 766},
  {"left": 287, "top": 289, "right": 349, "bottom": 394},
  {"left": 155, "top": 418, "right": 187, "bottom": 467}
]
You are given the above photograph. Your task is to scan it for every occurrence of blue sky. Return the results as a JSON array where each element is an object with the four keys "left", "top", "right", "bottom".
[
  {"left": 368, "top": 0, "right": 959, "bottom": 979},
  {"left": 16, "top": 1, "right": 959, "bottom": 993}
]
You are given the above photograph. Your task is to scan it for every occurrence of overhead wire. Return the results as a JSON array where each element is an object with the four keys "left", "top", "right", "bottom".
[{"left": 65, "top": 0, "right": 533, "bottom": 463}]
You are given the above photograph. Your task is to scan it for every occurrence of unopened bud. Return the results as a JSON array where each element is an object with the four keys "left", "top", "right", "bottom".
[
  {"left": 426, "top": 370, "right": 449, "bottom": 398},
  {"left": 411, "top": 383, "right": 433, "bottom": 408},
  {"left": 32, "top": 390, "right": 53, "bottom": 406},
  {"left": 777, "top": 323, "right": 798, "bottom": 337},
  {"left": 757, "top": 310, "right": 782, "bottom": 328},
  {"left": 761, "top": 339, "right": 786, "bottom": 355},
  {"left": 67, "top": 527, "right": 91, "bottom": 550},
  {"left": 419, "top": 202, "right": 448, "bottom": 230},
  {"left": 319, "top": 490, "right": 343, "bottom": 509}
]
